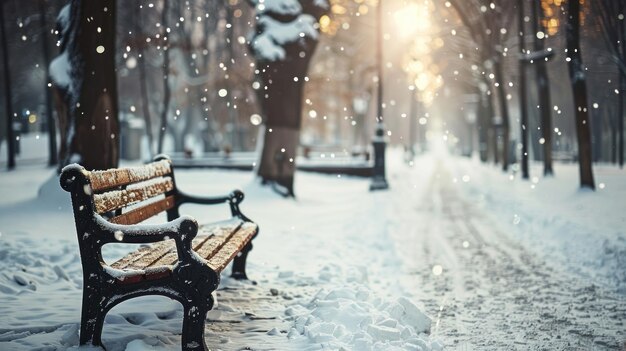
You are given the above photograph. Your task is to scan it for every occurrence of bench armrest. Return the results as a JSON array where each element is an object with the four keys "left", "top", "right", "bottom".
[
  {"left": 94, "top": 214, "right": 199, "bottom": 262},
  {"left": 178, "top": 189, "right": 251, "bottom": 221}
]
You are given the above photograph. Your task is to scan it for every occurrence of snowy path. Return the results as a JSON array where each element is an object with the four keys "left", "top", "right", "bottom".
[
  {"left": 390, "top": 159, "right": 626, "bottom": 350},
  {"left": 1, "top": 151, "right": 625, "bottom": 350}
]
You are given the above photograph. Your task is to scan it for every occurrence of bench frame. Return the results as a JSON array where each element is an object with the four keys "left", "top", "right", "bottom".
[{"left": 60, "top": 155, "right": 257, "bottom": 351}]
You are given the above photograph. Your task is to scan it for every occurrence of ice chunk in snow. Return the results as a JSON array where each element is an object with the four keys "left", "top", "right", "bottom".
[
  {"left": 287, "top": 327, "right": 299, "bottom": 339},
  {"left": 430, "top": 340, "right": 445, "bottom": 350},
  {"left": 397, "top": 297, "right": 432, "bottom": 334},
  {"left": 367, "top": 324, "right": 401, "bottom": 341}
]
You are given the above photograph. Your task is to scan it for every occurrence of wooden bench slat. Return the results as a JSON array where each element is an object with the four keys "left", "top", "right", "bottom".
[
  {"left": 94, "top": 177, "right": 174, "bottom": 214},
  {"left": 147, "top": 221, "right": 241, "bottom": 266},
  {"left": 109, "top": 244, "right": 161, "bottom": 270},
  {"left": 110, "top": 220, "right": 245, "bottom": 271},
  {"left": 109, "top": 195, "right": 175, "bottom": 225},
  {"left": 207, "top": 222, "right": 257, "bottom": 272},
  {"left": 192, "top": 222, "right": 243, "bottom": 263},
  {"left": 109, "top": 266, "right": 174, "bottom": 285},
  {"left": 88, "top": 160, "right": 172, "bottom": 192},
  {"left": 115, "top": 240, "right": 177, "bottom": 271}
]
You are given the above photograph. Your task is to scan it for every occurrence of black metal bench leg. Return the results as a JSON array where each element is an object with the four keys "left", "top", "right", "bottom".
[
  {"left": 231, "top": 242, "right": 253, "bottom": 280},
  {"left": 181, "top": 295, "right": 211, "bottom": 351},
  {"left": 79, "top": 290, "right": 107, "bottom": 347}
]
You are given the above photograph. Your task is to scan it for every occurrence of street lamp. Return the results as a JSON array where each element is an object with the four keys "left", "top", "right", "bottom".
[{"left": 370, "top": 0, "right": 389, "bottom": 191}]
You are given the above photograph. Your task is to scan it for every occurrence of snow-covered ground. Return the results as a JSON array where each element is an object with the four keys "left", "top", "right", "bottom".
[{"left": 0, "top": 137, "right": 625, "bottom": 350}]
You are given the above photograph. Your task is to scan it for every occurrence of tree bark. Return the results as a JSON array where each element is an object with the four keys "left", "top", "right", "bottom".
[
  {"left": 157, "top": 0, "right": 170, "bottom": 154},
  {"left": 53, "top": 0, "right": 119, "bottom": 171},
  {"left": 566, "top": 0, "right": 595, "bottom": 189},
  {"left": 493, "top": 59, "right": 510, "bottom": 171},
  {"left": 251, "top": 0, "right": 328, "bottom": 197},
  {"left": 0, "top": 1, "right": 15, "bottom": 170},
  {"left": 39, "top": 0, "right": 58, "bottom": 167},
  {"left": 592, "top": 107, "right": 602, "bottom": 162},
  {"left": 486, "top": 89, "right": 499, "bottom": 164},
  {"left": 477, "top": 90, "right": 491, "bottom": 162},
  {"left": 618, "top": 0, "right": 625, "bottom": 168},
  {"left": 531, "top": 0, "right": 554, "bottom": 175},
  {"left": 518, "top": 0, "right": 529, "bottom": 179},
  {"left": 619, "top": 65, "right": 624, "bottom": 168},
  {"left": 135, "top": 2, "right": 154, "bottom": 158},
  {"left": 256, "top": 52, "right": 315, "bottom": 196},
  {"left": 612, "top": 112, "right": 617, "bottom": 164}
]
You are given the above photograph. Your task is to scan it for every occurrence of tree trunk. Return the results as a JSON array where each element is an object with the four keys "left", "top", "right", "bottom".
[
  {"left": 256, "top": 53, "right": 314, "bottom": 196},
  {"left": 612, "top": 116, "right": 617, "bottom": 164},
  {"left": 619, "top": 68, "right": 624, "bottom": 168},
  {"left": 566, "top": 0, "right": 595, "bottom": 189},
  {"left": 53, "top": 0, "right": 119, "bottom": 171},
  {"left": 493, "top": 59, "right": 510, "bottom": 171},
  {"left": 619, "top": 1, "right": 625, "bottom": 168},
  {"left": 135, "top": 2, "right": 154, "bottom": 158},
  {"left": 225, "top": 5, "right": 240, "bottom": 151},
  {"left": 251, "top": 0, "right": 328, "bottom": 197},
  {"left": 531, "top": 0, "right": 554, "bottom": 175},
  {"left": 40, "top": 0, "right": 58, "bottom": 167},
  {"left": 0, "top": 1, "right": 15, "bottom": 170},
  {"left": 486, "top": 89, "right": 499, "bottom": 164},
  {"left": 518, "top": 0, "right": 529, "bottom": 179},
  {"left": 478, "top": 90, "right": 490, "bottom": 162},
  {"left": 592, "top": 107, "right": 602, "bottom": 162},
  {"left": 174, "top": 0, "right": 201, "bottom": 154},
  {"left": 157, "top": 0, "right": 170, "bottom": 154}
]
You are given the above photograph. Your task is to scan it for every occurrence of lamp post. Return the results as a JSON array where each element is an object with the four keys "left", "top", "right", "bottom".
[
  {"left": 408, "top": 92, "right": 417, "bottom": 161},
  {"left": 370, "top": 0, "right": 389, "bottom": 191}
]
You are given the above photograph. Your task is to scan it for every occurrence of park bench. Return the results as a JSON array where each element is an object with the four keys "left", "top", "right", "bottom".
[{"left": 60, "top": 155, "right": 258, "bottom": 351}]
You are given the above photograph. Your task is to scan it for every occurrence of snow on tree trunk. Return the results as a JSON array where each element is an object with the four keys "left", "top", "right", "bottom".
[
  {"left": 50, "top": 1, "right": 119, "bottom": 172},
  {"left": 566, "top": 0, "right": 595, "bottom": 190},
  {"left": 248, "top": 0, "right": 329, "bottom": 197}
]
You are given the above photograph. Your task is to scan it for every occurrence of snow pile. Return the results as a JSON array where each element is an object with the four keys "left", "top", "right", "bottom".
[
  {"left": 286, "top": 284, "right": 438, "bottom": 350},
  {"left": 262, "top": 261, "right": 439, "bottom": 351}
]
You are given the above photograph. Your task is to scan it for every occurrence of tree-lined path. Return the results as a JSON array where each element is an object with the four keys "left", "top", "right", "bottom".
[{"left": 389, "top": 156, "right": 626, "bottom": 350}]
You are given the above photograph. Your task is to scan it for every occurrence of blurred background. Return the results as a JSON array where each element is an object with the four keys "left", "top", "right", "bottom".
[{"left": 0, "top": 0, "right": 623, "bottom": 173}]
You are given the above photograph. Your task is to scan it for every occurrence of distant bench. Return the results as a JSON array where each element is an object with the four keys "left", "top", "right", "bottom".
[{"left": 60, "top": 155, "right": 258, "bottom": 351}]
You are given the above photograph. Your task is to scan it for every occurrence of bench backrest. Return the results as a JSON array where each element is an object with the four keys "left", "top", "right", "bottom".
[
  {"left": 90, "top": 159, "right": 175, "bottom": 225},
  {"left": 61, "top": 156, "right": 178, "bottom": 225}
]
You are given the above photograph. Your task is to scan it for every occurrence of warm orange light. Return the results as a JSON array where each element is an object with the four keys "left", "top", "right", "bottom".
[{"left": 394, "top": 3, "right": 430, "bottom": 38}]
